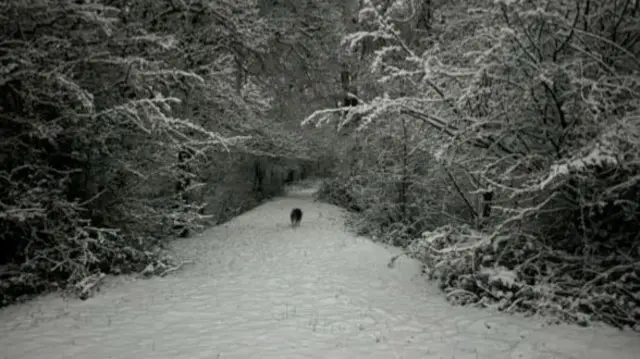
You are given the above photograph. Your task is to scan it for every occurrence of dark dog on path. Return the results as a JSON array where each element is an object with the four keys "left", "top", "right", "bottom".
[{"left": 290, "top": 208, "right": 303, "bottom": 228}]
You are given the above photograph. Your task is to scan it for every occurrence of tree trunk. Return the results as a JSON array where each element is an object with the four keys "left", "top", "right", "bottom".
[{"left": 399, "top": 117, "right": 409, "bottom": 221}]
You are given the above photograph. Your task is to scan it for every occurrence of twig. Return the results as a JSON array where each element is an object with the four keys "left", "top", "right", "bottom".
[
  {"left": 159, "top": 260, "right": 194, "bottom": 277},
  {"left": 76, "top": 272, "right": 106, "bottom": 299}
]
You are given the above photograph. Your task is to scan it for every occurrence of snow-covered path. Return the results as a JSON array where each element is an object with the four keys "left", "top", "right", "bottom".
[{"left": 1, "top": 186, "right": 639, "bottom": 359}]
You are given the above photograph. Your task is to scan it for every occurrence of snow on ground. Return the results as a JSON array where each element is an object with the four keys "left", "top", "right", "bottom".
[{"left": 1, "top": 184, "right": 639, "bottom": 359}]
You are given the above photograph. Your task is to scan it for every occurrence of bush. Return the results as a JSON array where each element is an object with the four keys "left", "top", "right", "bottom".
[
  {"left": 408, "top": 219, "right": 640, "bottom": 330},
  {"left": 315, "top": 177, "right": 363, "bottom": 212}
]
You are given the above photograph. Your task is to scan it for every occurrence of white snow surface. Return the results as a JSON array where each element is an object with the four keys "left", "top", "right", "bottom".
[{"left": 1, "top": 185, "right": 640, "bottom": 359}]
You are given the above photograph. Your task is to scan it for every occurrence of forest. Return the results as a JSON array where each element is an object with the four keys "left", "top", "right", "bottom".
[{"left": 1, "top": 0, "right": 639, "bottom": 331}]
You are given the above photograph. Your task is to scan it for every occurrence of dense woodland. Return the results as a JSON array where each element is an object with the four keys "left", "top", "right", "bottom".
[{"left": 1, "top": 0, "right": 639, "bottom": 331}]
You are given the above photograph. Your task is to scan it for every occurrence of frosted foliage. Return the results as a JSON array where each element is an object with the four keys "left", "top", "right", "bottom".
[
  {"left": 305, "top": 0, "right": 640, "bottom": 330},
  {"left": 0, "top": 0, "right": 301, "bottom": 308}
]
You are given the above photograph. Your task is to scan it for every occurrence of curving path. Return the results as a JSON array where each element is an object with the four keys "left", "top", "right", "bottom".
[{"left": 1, "top": 185, "right": 639, "bottom": 359}]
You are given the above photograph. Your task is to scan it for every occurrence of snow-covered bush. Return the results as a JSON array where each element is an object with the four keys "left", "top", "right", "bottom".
[
  {"left": 308, "top": 0, "right": 640, "bottom": 329},
  {"left": 316, "top": 177, "right": 364, "bottom": 213},
  {"left": 411, "top": 218, "right": 640, "bottom": 330}
]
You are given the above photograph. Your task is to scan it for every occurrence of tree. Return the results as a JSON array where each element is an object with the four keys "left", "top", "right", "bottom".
[
  {"left": 0, "top": 0, "right": 316, "bottom": 305},
  {"left": 307, "top": 0, "right": 640, "bottom": 329}
]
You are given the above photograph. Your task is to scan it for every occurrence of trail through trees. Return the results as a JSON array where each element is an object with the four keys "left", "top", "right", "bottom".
[{"left": 1, "top": 185, "right": 638, "bottom": 359}]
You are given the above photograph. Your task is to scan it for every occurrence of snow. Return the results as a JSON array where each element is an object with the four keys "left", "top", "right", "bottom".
[
  {"left": 1, "top": 184, "right": 639, "bottom": 359},
  {"left": 481, "top": 266, "right": 518, "bottom": 289}
]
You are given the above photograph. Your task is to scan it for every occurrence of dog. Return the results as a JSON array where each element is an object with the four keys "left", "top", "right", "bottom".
[{"left": 290, "top": 208, "right": 303, "bottom": 228}]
